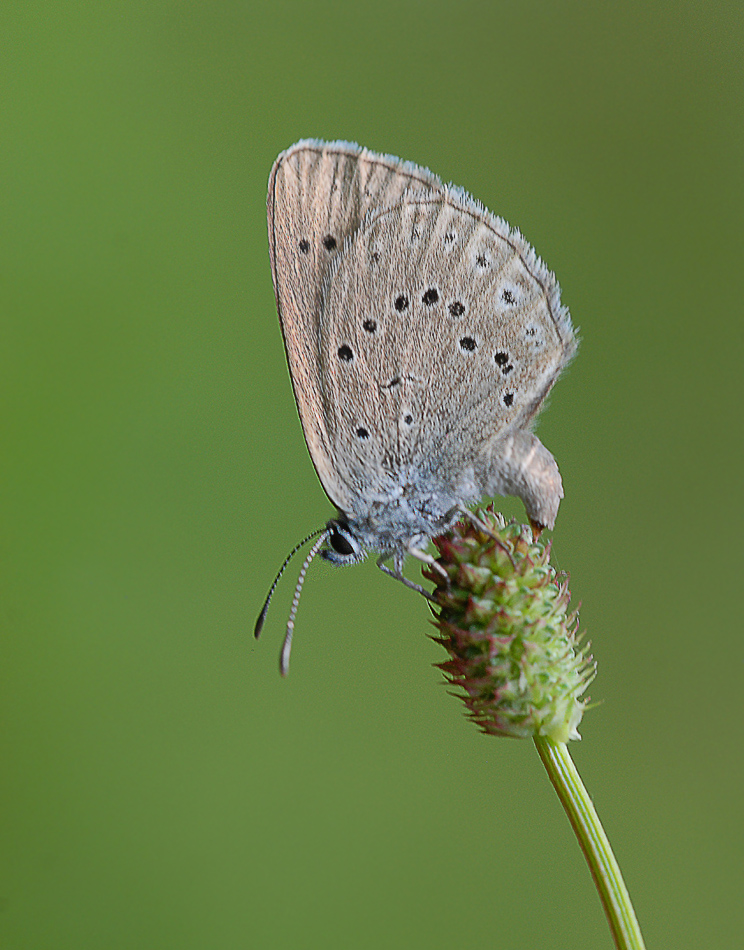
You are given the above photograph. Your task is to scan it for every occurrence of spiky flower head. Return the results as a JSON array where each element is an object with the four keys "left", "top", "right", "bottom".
[{"left": 425, "top": 508, "right": 595, "bottom": 743}]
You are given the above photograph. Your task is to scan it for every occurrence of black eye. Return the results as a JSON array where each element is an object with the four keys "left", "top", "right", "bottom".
[{"left": 329, "top": 529, "right": 354, "bottom": 556}]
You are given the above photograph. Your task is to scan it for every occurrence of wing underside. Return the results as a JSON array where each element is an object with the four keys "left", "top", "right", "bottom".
[
  {"left": 267, "top": 140, "right": 575, "bottom": 521},
  {"left": 267, "top": 140, "right": 445, "bottom": 509},
  {"left": 318, "top": 189, "right": 575, "bottom": 508}
]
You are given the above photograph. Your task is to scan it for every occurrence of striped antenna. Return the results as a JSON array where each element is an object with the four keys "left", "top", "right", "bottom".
[
  {"left": 280, "top": 533, "right": 327, "bottom": 676},
  {"left": 254, "top": 527, "right": 325, "bottom": 640}
]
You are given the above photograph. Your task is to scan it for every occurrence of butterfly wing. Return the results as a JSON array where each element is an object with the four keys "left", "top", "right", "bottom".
[
  {"left": 318, "top": 186, "right": 576, "bottom": 518},
  {"left": 267, "top": 140, "right": 445, "bottom": 510}
]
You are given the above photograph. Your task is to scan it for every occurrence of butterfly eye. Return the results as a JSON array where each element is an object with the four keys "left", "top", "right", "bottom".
[{"left": 328, "top": 528, "right": 355, "bottom": 556}]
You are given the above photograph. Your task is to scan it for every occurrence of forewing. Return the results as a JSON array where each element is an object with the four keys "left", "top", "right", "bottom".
[
  {"left": 267, "top": 139, "right": 444, "bottom": 508},
  {"left": 318, "top": 188, "right": 576, "bottom": 506}
]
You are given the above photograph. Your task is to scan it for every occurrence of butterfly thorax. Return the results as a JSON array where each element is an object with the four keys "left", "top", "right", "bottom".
[{"left": 322, "top": 475, "right": 468, "bottom": 566}]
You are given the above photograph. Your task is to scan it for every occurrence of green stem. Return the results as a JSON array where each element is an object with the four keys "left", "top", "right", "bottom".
[{"left": 534, "top": 737, "right": 646, "bottom": 950}]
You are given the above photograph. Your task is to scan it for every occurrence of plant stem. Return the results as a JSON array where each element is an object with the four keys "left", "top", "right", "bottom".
[{"left": 534, "top": 737, "right": 646, "bottom": 950}]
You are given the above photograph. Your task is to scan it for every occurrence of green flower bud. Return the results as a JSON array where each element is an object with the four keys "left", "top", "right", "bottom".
[{"left": 425, "top": 508, "right": 595, "bottom": 742}]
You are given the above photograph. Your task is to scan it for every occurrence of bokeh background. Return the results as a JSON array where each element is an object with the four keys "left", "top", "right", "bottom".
[{"left": 2, "top": 2, "right": 742, "bottom": 948}]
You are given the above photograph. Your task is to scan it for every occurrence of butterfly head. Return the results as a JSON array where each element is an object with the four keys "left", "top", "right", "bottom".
[{"left": 321, "top": 517, "right": 366, "bottom": 566}]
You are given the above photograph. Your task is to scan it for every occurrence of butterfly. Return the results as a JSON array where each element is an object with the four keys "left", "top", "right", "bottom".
[{"left": 258, "top": 140, "right": 576, "bottom": 671}]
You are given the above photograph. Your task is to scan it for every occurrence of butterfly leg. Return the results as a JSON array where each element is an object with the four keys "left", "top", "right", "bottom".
[
  {"left": 406, "top": 543, "right": 448, "bottom": 581},
  {"left": 376, "top": 553, "right": 436, "bottom": 601}
]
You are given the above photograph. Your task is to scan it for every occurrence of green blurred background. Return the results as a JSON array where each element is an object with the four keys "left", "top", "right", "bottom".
[{"left": 2, "top": 2, "right": 742, "bottom": 947}]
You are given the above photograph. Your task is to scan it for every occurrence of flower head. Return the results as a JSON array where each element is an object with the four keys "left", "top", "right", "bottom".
[{"left": 425, "top": 508, "right": 595, "bottom": 742}]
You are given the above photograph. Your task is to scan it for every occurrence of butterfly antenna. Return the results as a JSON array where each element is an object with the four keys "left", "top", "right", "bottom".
[
  {"left": 280, "top": 533, "right": 327, "bottom": 676},
  {"left": 254, "top": 527, "right": 325, "bottom": 640}
]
